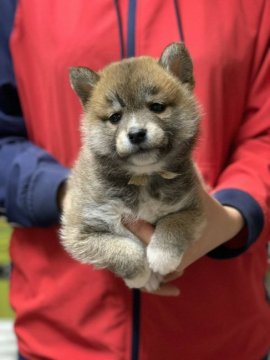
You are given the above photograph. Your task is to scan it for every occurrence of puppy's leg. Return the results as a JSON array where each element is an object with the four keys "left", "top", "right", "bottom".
[
  {"left": 62, "top": 228, "right": 155, "bottom": 288},
  {"left": 147, "top": 208, "right": 205, "bottom": 275}
]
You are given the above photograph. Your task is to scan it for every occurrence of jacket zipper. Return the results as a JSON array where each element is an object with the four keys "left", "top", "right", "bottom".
[{"left": 126, "top": 0, "right": 141, "bottom": 356}]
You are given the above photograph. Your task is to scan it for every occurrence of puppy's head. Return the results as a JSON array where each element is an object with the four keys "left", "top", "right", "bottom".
[{"left": 70, "top": 43, "right": 199, "bottom": 174}]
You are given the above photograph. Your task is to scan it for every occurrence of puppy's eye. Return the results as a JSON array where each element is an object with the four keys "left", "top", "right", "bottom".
[
  {"left": 149, "top": 103, "right": 166, "bottom": 113},
  {"left": 109, "top": 112, "right": 122, "bottom": 124}
]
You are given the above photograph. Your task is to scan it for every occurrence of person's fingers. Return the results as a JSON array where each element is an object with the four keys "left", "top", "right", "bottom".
[
  {"left": 142, "top": 283, "right": 180, "bottom": 296},
  {"left": 163, "top": 269, "right": 184, "bottom": 283},
  {"left": 122, "top": 218, "right": 154, "bottom": 244}
]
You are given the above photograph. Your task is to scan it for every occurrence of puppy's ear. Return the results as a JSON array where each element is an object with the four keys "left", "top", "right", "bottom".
[
  {"left": 69, "top": 67, "right": 100, "bottom": 105},
  {"left": 159, "top": 42, "right": 194, "bottom": 90}
]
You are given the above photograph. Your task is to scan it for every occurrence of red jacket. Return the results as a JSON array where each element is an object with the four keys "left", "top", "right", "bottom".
[{"left": 6, "top": 0, "right": 270, "bottom": 359}]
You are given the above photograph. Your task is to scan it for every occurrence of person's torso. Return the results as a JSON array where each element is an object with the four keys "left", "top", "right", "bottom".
[{"left": 9, "top": 1, "right": 270, "bottom": 359}]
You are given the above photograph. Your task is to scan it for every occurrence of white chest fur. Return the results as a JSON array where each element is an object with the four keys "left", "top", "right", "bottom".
[
  {"left": 82, "top": 186, "right": 192, "bottom": 236},
  {"left": 136, "top": 187, "right": 191, "bottom": 224}
]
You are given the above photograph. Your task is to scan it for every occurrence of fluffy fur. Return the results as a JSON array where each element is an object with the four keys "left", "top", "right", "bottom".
[{"left": 60, "top": 43, "right": 205, "bottom": 291}]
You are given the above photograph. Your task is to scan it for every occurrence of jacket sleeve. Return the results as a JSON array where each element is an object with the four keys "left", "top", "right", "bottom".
[
  {"left": 209, "top": 0, "right": 270, "bottom": 258},
  {"left": 0, "top": 0, "right": 69, "bottom": 227}
]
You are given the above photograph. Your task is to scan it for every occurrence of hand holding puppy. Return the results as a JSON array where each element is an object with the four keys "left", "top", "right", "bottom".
[{"left": 124, "top": 186, "right": 244, "bottom": 296}]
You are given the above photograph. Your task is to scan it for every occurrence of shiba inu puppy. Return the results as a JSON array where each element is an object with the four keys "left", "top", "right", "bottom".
[{"left": 60, "top": 43, "right": 205, "bottom": 291}]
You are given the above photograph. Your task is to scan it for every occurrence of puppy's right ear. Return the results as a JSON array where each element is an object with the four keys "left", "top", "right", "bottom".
[{"left": 69, "top": 67, "right": 100, "bottom": 105}]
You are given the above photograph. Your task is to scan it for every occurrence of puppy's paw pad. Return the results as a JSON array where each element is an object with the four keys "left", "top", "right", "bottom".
[
  {"left": 144, "top": 272, "right": 163, "bottom": 292},
  {"left": 147, "top": 247, "right": 183, "bottom": 275}
]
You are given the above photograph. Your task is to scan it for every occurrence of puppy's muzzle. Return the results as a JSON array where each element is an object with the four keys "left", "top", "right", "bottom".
[{"left": 116, "top": 122, "right": 167, "bottom": 158}]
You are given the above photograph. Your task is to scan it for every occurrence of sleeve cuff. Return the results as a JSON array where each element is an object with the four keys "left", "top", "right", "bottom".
[
  {"left": 208, "top": 188, "right": 264, "bottom": 259},
  {"left": 5, "top": 146, "right": 70, "bottom": 227},
  {"left": 29, "top": 163, "right": 69, "bottom": 226}
]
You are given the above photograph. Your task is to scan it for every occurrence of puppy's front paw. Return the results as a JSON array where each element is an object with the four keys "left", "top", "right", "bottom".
[
  {"left": 147, "top": 245, "right": 183, "bottom": 275},
  {"left": 124, "top": 267, "right": 151, "bottom": 289},
  {"left": 144, "top": 272, "right": 163, "bottom": 292}
]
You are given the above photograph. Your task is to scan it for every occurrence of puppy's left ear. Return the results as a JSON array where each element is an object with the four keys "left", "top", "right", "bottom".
[
  {"left": 69, "top": 67, "right": 100, "bottom": 106},
  {"left": 159, "top": 42, "right": 194, "bottom": 90}
]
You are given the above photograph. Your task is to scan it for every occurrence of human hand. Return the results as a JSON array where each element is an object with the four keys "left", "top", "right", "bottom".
[
  {"left": 57, "top": 181, "right": 67, "bottom": 211},
  {"left": 124, "top": 188, "right": 244, "bottom": 296}
]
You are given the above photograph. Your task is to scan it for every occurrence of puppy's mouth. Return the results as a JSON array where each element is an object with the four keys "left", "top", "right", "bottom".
[
  {"left": 116, "top": 125, "right": 170, "bottom": 162},
  {"left": 126, "top": 146, "right": 163, "bottom": 166},
  {"left": 132, "top": 146, "right": 154, "bottom": 155}
]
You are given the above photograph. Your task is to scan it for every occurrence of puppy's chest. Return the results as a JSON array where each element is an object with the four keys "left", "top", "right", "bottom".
[
  {"left": 135, "top": 188, "right": 183, "bottom": 224},
  {"left": 95, "top": 181, "right": 191, "bottom": 229}
]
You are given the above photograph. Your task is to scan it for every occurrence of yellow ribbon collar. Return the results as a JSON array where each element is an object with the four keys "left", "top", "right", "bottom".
[{"left": 128, "top": 170, "right": 179, "bottom": 186}]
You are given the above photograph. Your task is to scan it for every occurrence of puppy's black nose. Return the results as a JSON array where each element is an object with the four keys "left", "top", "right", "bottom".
[{"left": 128, "top": 128, "right": 147, "bottom": 144}]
